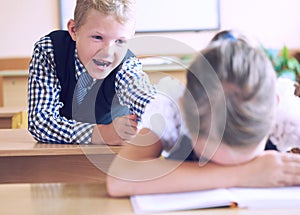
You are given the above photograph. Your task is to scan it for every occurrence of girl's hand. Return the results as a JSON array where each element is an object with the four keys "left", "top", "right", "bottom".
[{"left": 238, "top": 151, "right": 300, "bottom": 187}]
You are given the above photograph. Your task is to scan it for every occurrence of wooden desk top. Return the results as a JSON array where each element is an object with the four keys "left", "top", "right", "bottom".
[
  {"left": 0, "top": 129, "right": 121, "bottom": 157},
  {"left": 0, "top": 182, "right": 299, "bottom": 215},
  {"left": 0, "top": 69, "right": 28, "bottom": 77},
  {"left": 0, "top": 106, "right": 26, "bottom": 117}
]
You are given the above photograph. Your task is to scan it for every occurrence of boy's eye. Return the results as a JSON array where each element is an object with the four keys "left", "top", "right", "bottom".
[
  {"left": 92, "top": 35, "right": 103, "bottom": 40},
  {"left": 116, "top": 39, "right": 127, "bottom": 45}
]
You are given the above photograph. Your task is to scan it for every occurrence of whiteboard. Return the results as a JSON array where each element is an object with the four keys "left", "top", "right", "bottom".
[
  {"left": 59, "top": 0, "right": 76, "bottom": 30},
  {"left": 60, "top": 0, "right": 220, "bottom": 32}
]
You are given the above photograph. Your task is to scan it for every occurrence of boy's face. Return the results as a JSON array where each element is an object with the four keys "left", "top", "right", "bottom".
[{"left": 68, "top": 9, "right": 135, "bottom": 79}]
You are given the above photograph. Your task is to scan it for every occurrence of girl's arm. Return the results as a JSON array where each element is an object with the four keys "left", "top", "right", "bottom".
[{"left": 107, "top": 129, "right": 300, "bottom": 197}]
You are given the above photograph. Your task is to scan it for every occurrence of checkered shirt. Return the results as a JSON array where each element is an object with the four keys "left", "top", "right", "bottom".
[{"left": 28, "top": 36, "right": 156, "bottom": 144}]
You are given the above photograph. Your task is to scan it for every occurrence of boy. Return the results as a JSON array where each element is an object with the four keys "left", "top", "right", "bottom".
[
  {"left": 106, "top": 38, "right": 300, "bottom": 197},
  {"left": 28, "top": 0, "right": 155, "bottom": 144}
]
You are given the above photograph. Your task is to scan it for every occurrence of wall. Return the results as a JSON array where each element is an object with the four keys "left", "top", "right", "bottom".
[
  {"left": 221, "top": 0, "right": 300, "bottom": 49},
  {"left": 1, "top": 0, "right": 300, "bottom": 57},
  {"left": 0, "top": 0, "right": 59, "bottom": 58},
  {"left": 134, "top": 0, "right": 300, "bottom": 55}
]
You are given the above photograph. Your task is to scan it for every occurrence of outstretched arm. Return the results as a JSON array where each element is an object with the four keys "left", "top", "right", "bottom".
[
  {"left": 107, "top": 129, "right": 300, "bottom": 197},
  {"left": 92, "top": 114, "right": 138, "bottom": 145}
]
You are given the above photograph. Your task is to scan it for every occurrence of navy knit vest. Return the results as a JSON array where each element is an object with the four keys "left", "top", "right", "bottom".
[{"left": 49, "top": 30, "right": 132, "bottom": 124}]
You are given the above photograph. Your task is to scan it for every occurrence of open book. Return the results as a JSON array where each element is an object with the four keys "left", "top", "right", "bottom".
[{"left": 130, "top": 187, "right": 300, "bottom": 213}]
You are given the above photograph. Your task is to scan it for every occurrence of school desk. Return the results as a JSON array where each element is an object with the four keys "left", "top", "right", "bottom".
[
  {"left": 0, "top": 106, "right": 27, "bottom": 128},
  {"left": 0, "top": 129, "right": 121, "bottom": 183},
  {"left": 0, "top": 70, "right": 28, "bottom": 107},
  {"left": 0, "top": 182, "right": 300, "bottom": 215}
]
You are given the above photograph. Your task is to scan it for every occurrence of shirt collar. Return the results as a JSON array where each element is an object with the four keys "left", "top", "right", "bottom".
[{"left": 74, "top": 49, "right": 87, "bottom": 80}]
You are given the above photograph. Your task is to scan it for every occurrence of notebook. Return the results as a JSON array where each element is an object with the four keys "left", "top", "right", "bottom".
[{"left": 130, "top": 186, "right": 300, "bottom": 213}]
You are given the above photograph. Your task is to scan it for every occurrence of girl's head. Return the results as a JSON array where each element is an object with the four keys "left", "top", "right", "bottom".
[
  {"left": 183, "top": 38, "right": 277, "bottom": 165},
  {"left": 68, "top": 0, "right": 136, "bottom": 79},
  {"left": 210, "top": 29, "right": 259, "bottom": 48}
]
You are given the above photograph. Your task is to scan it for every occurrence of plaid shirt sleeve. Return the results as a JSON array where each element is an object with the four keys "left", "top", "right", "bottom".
[
  {"left": 115, "top": 57, "right": 156, "bottom": 119},
  {"left": 28, "top": 36, "right": 94, "bottom": 144}
]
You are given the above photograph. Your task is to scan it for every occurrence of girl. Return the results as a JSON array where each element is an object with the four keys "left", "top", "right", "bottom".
[{"left": 107, "top": 38, "right": 300, "bottom": 197}]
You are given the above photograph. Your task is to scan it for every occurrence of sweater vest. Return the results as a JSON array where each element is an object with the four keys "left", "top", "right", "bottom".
[{"left": 49, "top": 30, "right": 132, "bottom": 124}]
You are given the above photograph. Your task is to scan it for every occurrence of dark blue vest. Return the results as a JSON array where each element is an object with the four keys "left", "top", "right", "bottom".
[{"left": 49, "top": 30, "right": 132, "bottom": 124}]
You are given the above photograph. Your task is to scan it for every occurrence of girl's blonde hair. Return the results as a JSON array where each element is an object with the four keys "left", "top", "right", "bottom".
[
  {"left": 183, "top": 39, "right": 277, "bottom": 149},
  {"left": 74, "top": 0, "right": 136, "bottom": 29}
]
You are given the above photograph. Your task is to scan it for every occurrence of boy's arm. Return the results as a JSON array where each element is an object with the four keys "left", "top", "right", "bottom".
[
  {"left": 92, "top": 114, "right": 138, "bottom": 145},
  {"left": 115, "top": 57, "right": 156, "bottom": 119},
  {"left": 90, "top": 57, "right": 155, "bottom": 145},
  {"left": 28, "top": 37, "right": 94, "bottom": 144},
  {"left": 92, "top": 57, "right": 148, "bottom": 145},
  {"left": 107, "top": 128, "right": 300, "bottom": 197}
]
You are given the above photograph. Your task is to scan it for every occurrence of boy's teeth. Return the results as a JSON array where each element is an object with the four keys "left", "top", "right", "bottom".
[{"left": 94, "top": 59, "right": 110, "bottom": 67}]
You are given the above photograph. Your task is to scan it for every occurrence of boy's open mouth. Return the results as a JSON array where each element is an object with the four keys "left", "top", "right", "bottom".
[{"left": 93, "top": 59, "right": 111, "bottom": 68}]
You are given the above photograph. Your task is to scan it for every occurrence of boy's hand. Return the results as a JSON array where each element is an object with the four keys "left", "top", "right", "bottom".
[
  {"left": 112, "top": 114, "right": 138, "bottom": 142},
  {"left": 238, "top": 151, "right": 300, "bottom": 187},
  {"left": 93, "top": 114, "right": 138, "bottom": 145}
]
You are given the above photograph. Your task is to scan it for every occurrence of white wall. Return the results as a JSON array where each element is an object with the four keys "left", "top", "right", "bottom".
[
  {"left": 0, "top": 0, "right": 59, "bottom": 58},
  {"left": 134, "top": 0, "right": 300, "bottom": 55},
  {"left": 221, "top": 0, "right": 300, "bottom": 49},
  {"left": 1, "top": 0, "right": 300, "bottom": 57}
]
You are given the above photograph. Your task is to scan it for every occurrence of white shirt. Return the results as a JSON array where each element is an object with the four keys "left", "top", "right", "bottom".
[
  {"left": 140, "top": 77, "right": 190, "bottom": 157},
  {"left": 269, "top": 78, "right": 300, "bottom": 151},
  {"left": 141, "top": 77, "right": 300, "bottom": 156}
]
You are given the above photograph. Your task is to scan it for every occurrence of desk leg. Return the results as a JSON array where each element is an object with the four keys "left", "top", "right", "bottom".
[
  {"left": 12, "top": 111, "right": 28, "bottom": 129},
  {"left": 0, "top": 77, "right": 3, "bottom": 107}
]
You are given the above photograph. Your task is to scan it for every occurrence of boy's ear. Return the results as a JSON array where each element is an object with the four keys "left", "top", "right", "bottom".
[{"left": 67, "top": 19, "right": 77, "bottom": 41}]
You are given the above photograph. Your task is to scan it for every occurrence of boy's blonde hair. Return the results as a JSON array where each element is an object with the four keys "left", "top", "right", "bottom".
[
  {"left": 74, "top": 0, "right": 136, "bottom": 29},
  {"left": 183, "top": 39, "right": 277, "bottom": 149}
]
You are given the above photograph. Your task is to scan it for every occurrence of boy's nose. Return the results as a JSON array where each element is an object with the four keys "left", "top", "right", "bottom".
[
  {"left": 99, "top": 42, "right": 116, "bottom": 57},
  {"left": 104, "top": 40, "right": 117, "bottom": 50}
]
